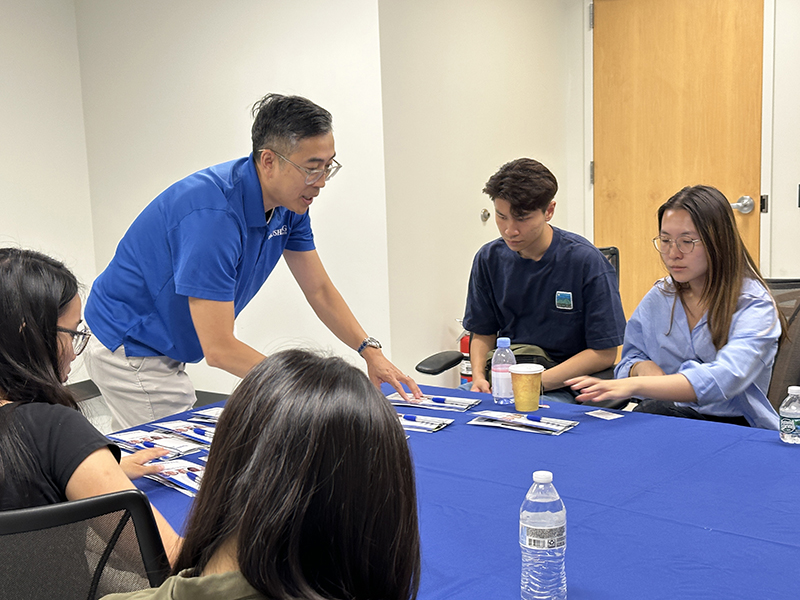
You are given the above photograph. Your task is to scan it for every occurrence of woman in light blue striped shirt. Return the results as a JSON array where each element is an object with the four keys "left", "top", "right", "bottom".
[{"left": 567, "top": 185, "right": 784, "bottom": 429}]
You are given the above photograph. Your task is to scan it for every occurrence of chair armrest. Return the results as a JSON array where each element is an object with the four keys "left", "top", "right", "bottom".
[
  {"left": 415, "top": 351, "right": 464, "bottom": 375},
  {"left": 590, "top": 367, "right": 615, "bottom": 380}
]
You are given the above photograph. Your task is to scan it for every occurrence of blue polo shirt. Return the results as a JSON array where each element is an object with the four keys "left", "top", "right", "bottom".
[
  {"left": 85, "top": 154, "right": 315, "bottom": 363},
  {"left": 462, "top": 227, "right": 626, "bottom": 363}
]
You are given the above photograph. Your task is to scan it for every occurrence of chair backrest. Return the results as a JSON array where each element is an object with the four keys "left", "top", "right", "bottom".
[
  {"left": 0, "top": 489, "right": 170, "bottom": 600},
  {"left": 766, "top": 279, "right": 800, "bottom": 412},
  {"left": 598, "top": 246, "right": 620, "bottom": 281}
]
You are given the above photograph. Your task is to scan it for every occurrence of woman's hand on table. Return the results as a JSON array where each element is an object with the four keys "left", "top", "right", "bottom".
[
  {"left": 120, "top": 447, "right": 168, "bottom": 480},
  {"left": 565, "top": 376, "right": 638, "bottom": 403}
]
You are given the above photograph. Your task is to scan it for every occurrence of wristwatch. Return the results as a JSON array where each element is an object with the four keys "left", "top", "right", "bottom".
[{"left": 357, "top": 336, "right": 382, "bottom": 355}]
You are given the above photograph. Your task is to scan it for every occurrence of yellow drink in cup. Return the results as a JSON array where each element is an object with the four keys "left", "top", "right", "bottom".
[{"left": 510, "top": 364, "right": 545, "bottom": 412}]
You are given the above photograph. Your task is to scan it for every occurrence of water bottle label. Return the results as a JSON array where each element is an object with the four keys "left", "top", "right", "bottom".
[
  {"left": 519, "top": 524, "right": 566, "bottom": 549},
  {"left": 492, "top": 370, "right": 513, "bottom": 398},
  {"left": 780, "top": 417, "right": 800, "bottom": 434}
]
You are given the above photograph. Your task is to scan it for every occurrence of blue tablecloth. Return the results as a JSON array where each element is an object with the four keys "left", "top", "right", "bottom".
[{"left": 136, "top": 385, "right": 800, "bottom": 599}]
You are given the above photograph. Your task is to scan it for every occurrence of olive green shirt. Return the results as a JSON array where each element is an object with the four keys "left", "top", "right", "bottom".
[{"left": 101, "top": 569, "right": 265, "bottom": 600}]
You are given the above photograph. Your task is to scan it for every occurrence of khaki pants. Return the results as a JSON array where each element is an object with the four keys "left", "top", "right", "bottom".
[{"left": 84, "top": 336, "right": 196, "bottom": 430}]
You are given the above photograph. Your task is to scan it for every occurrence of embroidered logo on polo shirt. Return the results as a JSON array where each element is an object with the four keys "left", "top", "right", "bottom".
[
  {"left": 555, "top": 291, "right": 573, "bottom": 310},
  {"left": 267, "top": 225, "right": 288, "bottom": 240}
]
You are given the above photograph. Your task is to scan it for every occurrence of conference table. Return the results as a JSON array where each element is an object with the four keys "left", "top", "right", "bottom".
[{"left": 133, "top": 384, "right": 800, "bottom": 599}]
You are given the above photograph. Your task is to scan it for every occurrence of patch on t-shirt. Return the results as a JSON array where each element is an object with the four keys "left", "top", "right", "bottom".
[{"left": 555, "top": 291, "right": 573, "bottom": 310}]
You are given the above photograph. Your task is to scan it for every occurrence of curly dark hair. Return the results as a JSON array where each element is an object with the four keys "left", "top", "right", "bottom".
[{"left": 483, "top": 158, "right": 558, "bottom": 218}]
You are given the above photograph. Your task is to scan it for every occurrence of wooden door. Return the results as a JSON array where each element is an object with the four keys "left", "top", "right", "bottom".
[{"left": 593, "top": 0, "right": 764, "bottom": 316}]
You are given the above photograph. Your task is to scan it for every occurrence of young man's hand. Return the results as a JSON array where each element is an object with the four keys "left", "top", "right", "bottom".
[{"left": 470, "top": 378, "right": 491, "bottom": 394}]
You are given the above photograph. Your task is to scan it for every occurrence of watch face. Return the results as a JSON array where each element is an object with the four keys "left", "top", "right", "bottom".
[{"left": 358, "top": 337, "right": 382, "bottom": 354}]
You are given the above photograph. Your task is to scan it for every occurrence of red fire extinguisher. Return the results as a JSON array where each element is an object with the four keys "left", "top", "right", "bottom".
[{"left": 459, "top": 333, "right": 472, "bottom": 386}]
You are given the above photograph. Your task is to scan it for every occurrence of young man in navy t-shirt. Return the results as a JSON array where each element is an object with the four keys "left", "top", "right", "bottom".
[{"left": 462, "top": 158, "right": 626, "bottom": 402}]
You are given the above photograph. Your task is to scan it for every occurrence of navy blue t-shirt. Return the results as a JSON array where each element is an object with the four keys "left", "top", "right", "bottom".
[{"left": 462, "top": 227, "right": 626, "bottom": 363}]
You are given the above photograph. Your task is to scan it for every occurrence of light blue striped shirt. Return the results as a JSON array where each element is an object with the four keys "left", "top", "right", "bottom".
[{"left": 615, "top": 277, "right": 780, "bottom": 429}]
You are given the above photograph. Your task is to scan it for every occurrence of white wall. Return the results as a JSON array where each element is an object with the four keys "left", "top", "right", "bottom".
[
  {"left": 378, "top": 0, "right": 587, "bottom": 386},
  {"left": 3, "top": 0, "right": 796, "bottom": 394},
  {"left": 768, "top": 0, "right": 800, "bottom": 277},
  {"left": 73, "top": 0, "right": 392, "bottom": 393},
  {"left": 0, "top": 0, "right": 96, "bottom": 293},
  {"left": 0, "top": 0, "right": 97, "bottom": 383}
]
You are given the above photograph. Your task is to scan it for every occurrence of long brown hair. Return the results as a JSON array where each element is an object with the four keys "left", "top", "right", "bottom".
[
  {"left": 174, "top": 349, "right": 420, "bottom": 600},
  {"left": 658, "top": 186, "right": 781, "bottom": 349}
]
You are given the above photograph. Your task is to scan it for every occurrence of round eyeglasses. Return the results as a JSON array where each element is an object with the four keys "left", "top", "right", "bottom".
[
  {"left": 57, "top": 325, "right": 92, "bottom": 355},
  {"left": 652, "top": 236, "right": 702, "bottom": 254},
  {"left": 264, "top": 149, "right": 342, "bottom": 185}
]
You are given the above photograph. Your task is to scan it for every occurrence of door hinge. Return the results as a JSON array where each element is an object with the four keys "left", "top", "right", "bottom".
[
  {"left": 589, "top": 161, "right": 595, "bottom": 185},
  {"left": 760, "top": 194, "right": 768, "bottom": 213},
  {"left": 589, "top": 3, "right": 594, "bottom": 30}
]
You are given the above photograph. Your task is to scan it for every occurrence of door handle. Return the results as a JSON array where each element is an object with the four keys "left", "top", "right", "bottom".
[{"left": 731, "top": 196, "right": 755, "bottom": 214}]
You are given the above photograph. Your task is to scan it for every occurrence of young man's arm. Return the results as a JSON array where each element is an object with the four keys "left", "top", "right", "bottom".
[
  {"left": 628, "top": 360, "right": 667, "bottom": 377},
  {"left": 188, "top": 298, "right": 266, "bottom": 378},
  {"left": 283, "top": 249, "right": 422, "bottom": 399},
  {"left": 469, "top": 333, "right": 496, "bottom": 393},
  {"left": 541, "top": 347, "right": 618, "bottom": 391}
]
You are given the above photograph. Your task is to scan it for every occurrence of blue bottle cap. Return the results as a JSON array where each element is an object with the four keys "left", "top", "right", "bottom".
[{"left": 497, "top": 337, "right": 511, "bottom": 348}]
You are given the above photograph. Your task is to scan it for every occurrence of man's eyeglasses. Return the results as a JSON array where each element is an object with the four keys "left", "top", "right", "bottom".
[
  {"left": 264, "top": 149, "right": 342, "bottom": 185},
  {"left": 652, "top": 236, "right": 702, "bottom": 255},
  {"left": 57, "top": 325, "right": 92, "bottom": 355}
]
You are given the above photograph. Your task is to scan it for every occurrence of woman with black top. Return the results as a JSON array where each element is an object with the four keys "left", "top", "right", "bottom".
[{"left": 0, "top": 247, "right": 180, "bottom": 560}]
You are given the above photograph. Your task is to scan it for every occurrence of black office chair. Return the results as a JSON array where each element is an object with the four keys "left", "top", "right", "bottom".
[
  {"left": 415, "top": 246, "right": 621, "bottom": 378},
  {"left": 766, "top": 279, "right": 800, "bottom": 412},
  {"left": 599, "top": 245, "right": 619, "bottom": 283},
  {"left": 0, "top": 489, "right": 170, "bottom": 600}
]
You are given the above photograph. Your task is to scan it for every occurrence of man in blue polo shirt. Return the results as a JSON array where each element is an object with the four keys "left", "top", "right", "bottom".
[
  {"left": 85, "top": 93, "right": 420, "bottom": 429},
  {"left": 463, "top": 158, "right": 626, "bottom": 402}
]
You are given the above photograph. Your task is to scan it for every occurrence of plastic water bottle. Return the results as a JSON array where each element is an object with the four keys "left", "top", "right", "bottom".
[
  {"left": 520, "top": 470, "right": 567, "bottom": 600},
  {"left": 492, "top": 337, "right": 516, "bottom": 404},
  {"left": 779, "top": 386, "right": 800, "bottom": 444}
]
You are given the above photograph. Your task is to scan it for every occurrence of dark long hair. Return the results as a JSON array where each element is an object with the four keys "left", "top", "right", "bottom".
[
  {"left": 0, "top": 247, "right": 80, "bottom": 493},
  {"left": 174, "top": 349, "right": 420, "bottom": 600},
  {"left": 658, "top": 186, "right": 781, "bottom": 349}
]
